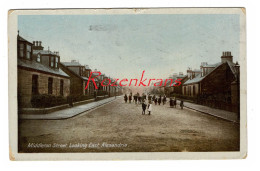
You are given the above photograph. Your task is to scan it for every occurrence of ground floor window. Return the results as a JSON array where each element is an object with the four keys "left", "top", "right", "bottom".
[
  {"left": 48, "top": 77, "right": 53, "bottom": 94},
  {"left": 32, "top": 75, "right": 38, "bottom": 95},
  {"left": 60, "top": 79, "right": 64, "bottom": 96}
]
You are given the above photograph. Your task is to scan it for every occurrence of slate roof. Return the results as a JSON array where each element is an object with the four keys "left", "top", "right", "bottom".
[
  {"left": 18, "top": 35, "right": 32, "bottom": 44},
  {"left": 164, "top": 74, "right": 187, "bottom": 87},
  {"left": 60, "top": 62, "right": 100, "bottom": 82},
  {"left": 183, "top": 74, "right": 204, "bottom": 85},
  {"left": 81, "top": 76, "right": 89, "bottom": 81},
  {"left": 177, "top": 75, "right": 187, "bottom": 78},
  {"left": 85, "top": 65, "right": 91, "bottom": 70},
  {"left": 61, "top": 61, "right": 82, "bottom": 66},
  {"left": 18, "top": 59, "right": 69, "bottom": 78},
  {"left": 33, "top": 50, "right": 58, "bottom": 56},
  {"left": 183, "top": 61, "right": 233, "bottom": 85},
  {"left": 226, "top": 60, "right": 237, "bottom": 75},
  {"left": 193, "top": 69, "right": 201, "bottom": 72},
  {"left": 202, "top": 62, "right": 222, "bottom": 68},
  {"left": 164, "top": 79, "right": 176, "bottom": 87}
]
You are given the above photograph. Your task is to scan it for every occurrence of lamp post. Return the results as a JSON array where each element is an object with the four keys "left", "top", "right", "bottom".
[{"left": 234, "top": 62, "right": 240, "bottom": 122}]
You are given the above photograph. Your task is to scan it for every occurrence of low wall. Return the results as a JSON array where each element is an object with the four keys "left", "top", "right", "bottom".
[{"left": 19, "top": 95, "right": 111, "bottom": 115}]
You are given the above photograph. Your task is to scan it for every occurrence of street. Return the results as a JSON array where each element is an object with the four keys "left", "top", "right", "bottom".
[{"left": 18, "top": 97, "right": 239, "bottom": 152}]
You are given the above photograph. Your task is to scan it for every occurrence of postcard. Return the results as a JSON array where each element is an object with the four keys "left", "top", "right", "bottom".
[{"left": 8, "top": 8, "right": 247, "bottom": 160}]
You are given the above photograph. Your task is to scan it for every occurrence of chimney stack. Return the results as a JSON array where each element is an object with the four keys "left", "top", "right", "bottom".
[
  {"left": 32, "top": 40, "right": 44, "bottom": 50},
  {"left": 221, "top": 51, "right": 233, "bottom": 63}
]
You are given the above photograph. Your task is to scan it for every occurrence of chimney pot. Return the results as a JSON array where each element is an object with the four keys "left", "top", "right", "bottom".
[{"left": 39, "top": 41, "right": 42, "bottom": 46}]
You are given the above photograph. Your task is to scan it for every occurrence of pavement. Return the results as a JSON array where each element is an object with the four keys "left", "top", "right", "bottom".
[
  {"left": 19, "top": 97, "right": 117, "bottom": 120},
  {"left": 179, "top": 100, "right": 239, "bottom": 123}
]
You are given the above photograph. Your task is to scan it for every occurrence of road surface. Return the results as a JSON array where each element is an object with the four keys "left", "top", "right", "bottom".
[{"left": 18, "top": 97, "right": 239, "bottom": 152}]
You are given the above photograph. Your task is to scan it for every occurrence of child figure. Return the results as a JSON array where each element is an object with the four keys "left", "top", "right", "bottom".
[
  {"left": 147, "top": 102, "right": 152, "bottom": 115},
  {"left": 142, "top": 100, "right": 147, "bottom": 115}
]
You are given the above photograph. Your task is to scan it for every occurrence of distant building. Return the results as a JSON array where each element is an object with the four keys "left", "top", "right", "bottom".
[
  {"left": 161, "top": 72, "right": 188, "bottom": 96},
  {"left": 17, "top": 34, "right": 70, "bottom": 108}
]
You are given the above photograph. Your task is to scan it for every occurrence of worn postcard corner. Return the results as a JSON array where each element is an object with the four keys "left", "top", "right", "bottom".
[
  {"left": 9, "top": 146, "right": 15, "bottom": 161},
  {"left": 8, "top": 8, "right": 247, "bottom": 160}
]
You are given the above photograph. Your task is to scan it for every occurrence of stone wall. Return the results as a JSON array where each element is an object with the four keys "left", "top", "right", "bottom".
[{"left": 18, "top": 68, "right": 70, "bottom": 107}]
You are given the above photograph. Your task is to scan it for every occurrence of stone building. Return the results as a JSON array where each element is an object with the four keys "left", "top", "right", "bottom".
[
  {"left": 182, "top": 51, "right": 240, "bottom": 112},
  {"left": 17, "top": 34, "right": 70, "bottom": 108},
  {"left": 60, "top": 60, "right": 95, "bottom": 97}
]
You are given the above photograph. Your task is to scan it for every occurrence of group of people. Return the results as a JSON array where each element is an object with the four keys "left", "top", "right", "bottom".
[
  {"left": 168, "top": 97, "right": 184, "bottom": 109},
  {"left": 124, "top": 93, "right": 184, "bottom": 115},
  {"left": 124, "top": 93, "right": 143, "bottom": 104}
]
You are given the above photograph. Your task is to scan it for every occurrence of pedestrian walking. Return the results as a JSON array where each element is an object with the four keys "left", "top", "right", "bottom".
[
  {"left": 129, "top": 94, "right": 132, "bottom": 103},
  {"left": 124, "top": 94, "right": 128, "bottom": 103},
  {"left": 180, "top": 100, "right": 184, "bottom": 109},
  {"left": 134, "top": 94, "right": 138, "bottom": 104},
  {"left": 163, "top": 95, "right": 167, "bottom": 105},
  {"left": 142, "top": 100, "right": 147, "bottom": 115},
  {"left": 137, "top": 92, "right": 140, "bottom": 104},
  {"left": 169, "top": 98, "right": 173, "bottom": 108},
  {"left": 173, "top": 98, "right": 177, "bottom": 108},
  {"left": 152, "top": 95, "right": 156, "bottom": 103},
  {"left": 158, "top": 95, "right": 162, "bottom": 105},
  {"left": 154, "top": 97, "right": 158, "bottom": 105},
  {"left": 147, "top": 102, "right": 152, "bottom": 115}
]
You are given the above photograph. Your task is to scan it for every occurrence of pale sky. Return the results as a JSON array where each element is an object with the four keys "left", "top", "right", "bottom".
[{"left": 18, "top": 14, "right": 240, "bottom": 80}]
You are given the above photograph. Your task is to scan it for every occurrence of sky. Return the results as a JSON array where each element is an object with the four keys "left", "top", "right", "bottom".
[{"left": 18, "top": 14, "right": 240, "bottom": 80}]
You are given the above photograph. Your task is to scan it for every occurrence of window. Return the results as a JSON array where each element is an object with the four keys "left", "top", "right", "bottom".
[
  {"left": 60, "top": 79, "right": 64, "bottom": 96},
  {"left": 55, "top": 57, "right": 59, "bottom": 68},
  {"left": 48, "top": 77, "right": 53, "bottom": 94},
  {"left": 26, "top": 44, "right": 31, "bottom": 59},
  {"left": 80, "top": 67, "right": 84, "bottom": 76},
  {"left": 19, "top": 43, "right": 24, "bottom": 58},
  {"left": 37, "top": 54, "right": 41, "bottom": 62},
  {"left": 50, "top": 56, "right": 54, "bottom": 67},
  {"left": 32, "top": 75, "right": 38, "bottom": 95},
  {"left": 85, "top": 82, "right": 88, "bottom": 95}
]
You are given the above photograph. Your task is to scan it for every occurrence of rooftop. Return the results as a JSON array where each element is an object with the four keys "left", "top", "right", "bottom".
[
  {"left": 33, "top": 50, "right": 59, "bottom": 56},
  {"left": 18, "top": 59, "right": 69, "bottom": 78},
  {"left": 184, "top": 61, "right": 233, "bottom": 85},
  {"left": 18, "top": 35, "right": 32, "bottom": 44},
  {"left": 61, "top": 61, "right": 82, "bottom": 67},
  {"left": 183, "top": 74, "right": 204, "bottom": 85}
]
